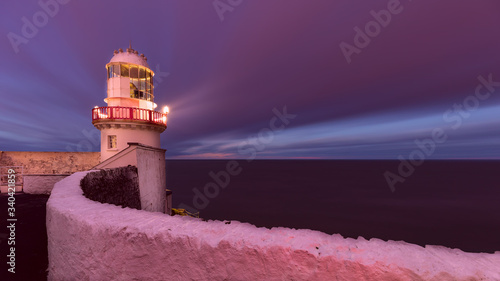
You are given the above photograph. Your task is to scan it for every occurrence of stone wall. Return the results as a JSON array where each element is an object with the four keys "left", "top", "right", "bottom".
[
  {"left": 46, "top": 171, "right": 500, "bottom": 281},
  {"left": 0, "top": 151, "right": 100, "bottom": 174},
  {"left": 0, "top": 151, "right": 100, "bottom": 193}
]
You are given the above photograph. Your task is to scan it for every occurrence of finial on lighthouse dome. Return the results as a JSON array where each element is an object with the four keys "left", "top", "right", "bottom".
[{"left": 109, "top": 42, "right": 150, "bottom": 68}]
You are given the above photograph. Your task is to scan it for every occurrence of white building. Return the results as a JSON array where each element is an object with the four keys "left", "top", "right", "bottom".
[{"left": 91, "top": 44, "right": 170, "bottom": 214}]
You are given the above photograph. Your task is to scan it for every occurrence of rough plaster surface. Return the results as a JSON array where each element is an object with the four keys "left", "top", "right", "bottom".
[
  {"left": 23, "top": 175, "right": 68, "bottom": 194},
  {"left": 0, "top": 151, "right": 100, "bottom": 174},
  {"left": 47, "top": 172, "right": 500, "bottom": 281}
]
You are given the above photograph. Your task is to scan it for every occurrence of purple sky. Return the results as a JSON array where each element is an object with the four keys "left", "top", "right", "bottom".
[{"left": 1, "top": 0, "right": 500, "bottom": 159}]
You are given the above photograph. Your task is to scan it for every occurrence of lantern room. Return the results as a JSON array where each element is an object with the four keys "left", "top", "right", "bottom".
[{"left": 105, "top": 44, "right": 157, "bottom": 111}]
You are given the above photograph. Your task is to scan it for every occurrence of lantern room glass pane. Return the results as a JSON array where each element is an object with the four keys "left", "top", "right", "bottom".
[
  {"left": 121, "top": 65, "right": 129, "bottom": 77},
  {"left": 130, "top": 79, "right": 139, "bottom": 99},
  {"left": 112, "top": 65, "right": 120, "bottom": 77},
  {"left": 130, "top": 66, "right": 138, "bottom": 78},
  {"left": 139, "top": 80, "right": 145, "bottom": 91},
  {"left": 139, "top": 68, "right": 146, "bottom": 79}
]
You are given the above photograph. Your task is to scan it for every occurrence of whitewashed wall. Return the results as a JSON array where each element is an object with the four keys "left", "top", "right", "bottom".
[{"left": 46, "top": 171, "right": 500, "bottom": 281}]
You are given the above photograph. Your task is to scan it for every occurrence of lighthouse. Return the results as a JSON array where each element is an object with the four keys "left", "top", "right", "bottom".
[{"left": 92, "top": 44, "right": 168, "bottom": 162}]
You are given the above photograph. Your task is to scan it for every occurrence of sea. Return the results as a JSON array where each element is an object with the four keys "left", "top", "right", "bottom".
[{"left": 165, "top": 160, "right": 500, "bottom": 253}]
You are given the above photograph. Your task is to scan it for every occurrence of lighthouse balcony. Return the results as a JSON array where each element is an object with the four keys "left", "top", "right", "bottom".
[{"left": 92, "top": 106, "right": 167, "bottom": 127}]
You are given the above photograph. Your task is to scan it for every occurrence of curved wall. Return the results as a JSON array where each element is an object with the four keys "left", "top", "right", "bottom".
[{"left": 47, "top": 171, "right": 500, "bottom": 281}]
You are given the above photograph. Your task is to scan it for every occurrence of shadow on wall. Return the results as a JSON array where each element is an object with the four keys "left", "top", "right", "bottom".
[{"left": 81, "top": 166, "right": 140, "bottom": 210}]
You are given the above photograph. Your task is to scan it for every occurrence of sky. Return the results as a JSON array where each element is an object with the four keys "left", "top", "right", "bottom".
[{"left": 1, "top": 0, "right": 500, "bottom": 159}]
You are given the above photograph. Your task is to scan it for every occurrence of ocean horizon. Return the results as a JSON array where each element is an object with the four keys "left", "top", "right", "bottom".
[{"left": 166, "top": 159, "right": 500, "bottom": 253}]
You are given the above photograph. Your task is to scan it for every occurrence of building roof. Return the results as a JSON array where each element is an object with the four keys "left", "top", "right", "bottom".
[{"left": 109, "top": 44, "right": 150, "bottom": 68}]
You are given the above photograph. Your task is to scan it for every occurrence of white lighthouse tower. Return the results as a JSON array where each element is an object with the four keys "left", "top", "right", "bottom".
[{"left": 92, "top": 44, "right": 168, "bottom": 162}]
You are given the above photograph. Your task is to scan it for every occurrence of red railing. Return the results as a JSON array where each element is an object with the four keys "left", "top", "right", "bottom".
[{"left": 92, "top": 106, "right": 167, "bottom": 126}]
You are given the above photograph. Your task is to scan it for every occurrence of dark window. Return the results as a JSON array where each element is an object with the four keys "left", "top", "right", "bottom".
[
  {"left": 108, "top": 135, "right": 117, "bottom": 149},
  {"left": 121, "top": 65, "right": 129, "bottom": 77},
  {"left": 130, "top": 82, "right": 139, "bottom": 99},
  {"left": 130, "top": 66, "right": 138, "bottom": 78},
  {"left": 112, "top": 65, "right": 120, "bottom": 77}
]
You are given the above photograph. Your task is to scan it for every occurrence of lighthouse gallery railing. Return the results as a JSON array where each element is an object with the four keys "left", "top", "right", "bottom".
[{"left": 92, "top": 106, "right": 167, "bottom": 126}]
